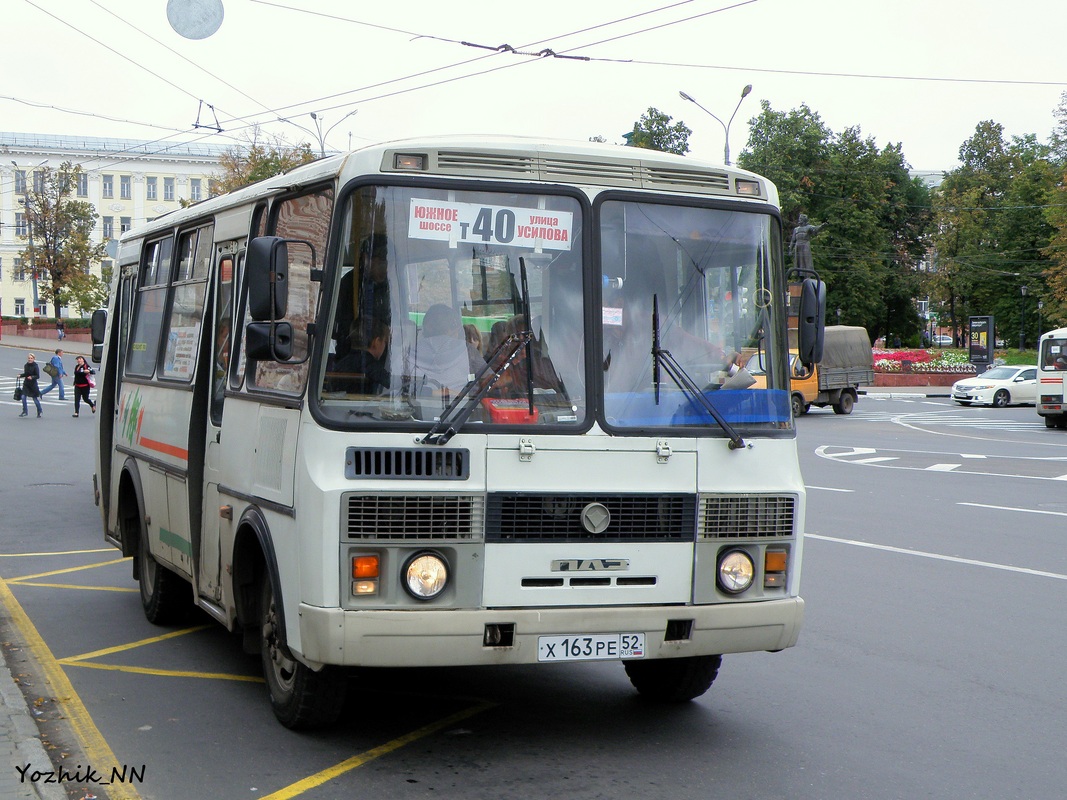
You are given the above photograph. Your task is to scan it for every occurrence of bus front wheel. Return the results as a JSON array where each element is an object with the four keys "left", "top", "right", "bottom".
[
  {"left": 258, "top": 575, "right": 346, "bottom": 729},
  {"left": 624, "top": 654, "right": 722, "bottom": 702}
]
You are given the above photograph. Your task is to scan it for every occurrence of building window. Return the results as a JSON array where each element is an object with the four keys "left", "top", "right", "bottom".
[
  {"left": 146, "top": 176, "right": 157, "bottom": 200},
  {"left": 102, "top": 216, "right": 114, "bottom": 239},
  {"left": 14, "top": 258, "right": 25, "bottom": 281},
  {"left": 15, "top": 213, "right": 27, "bottom": 237},
  {"left": 33, "top": 171, "right": 46, "bottom": 193},
  {"left": 77, "top": 173, "right": 88, "bottom": 197},
  {"left": 120, "top": 216, "right": 132, "bottom": 234},
  {"left": 14, "top": 299, "right": 25, "bottom": 316},
  {"left": 102, "top": 174, "right": 114, "bottom": 198},
  {"left": 164, "top": 177, "right": 175, "bottom": 201},
  {"left": 190, "top": 178, "right": 201, "bottom": 202},
  {"left": 13, "top": 169, "right": 26, "bottom": 194},
  {"left": 120, "top": 175, "right": 132, "bottom": 200}
]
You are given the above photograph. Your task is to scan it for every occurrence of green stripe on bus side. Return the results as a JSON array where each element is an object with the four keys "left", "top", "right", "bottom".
[{"left": 159, "top": 527, "right": 192, "bottom": 557}]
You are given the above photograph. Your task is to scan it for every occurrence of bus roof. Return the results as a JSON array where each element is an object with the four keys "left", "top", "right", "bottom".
[{"left": 118, "top": 135, "right": 779, "bottom": 249}]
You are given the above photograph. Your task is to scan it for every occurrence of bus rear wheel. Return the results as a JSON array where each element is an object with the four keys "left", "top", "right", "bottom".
[
  {"left": 624, "top": 654, "right": 722, "bottom": 702},
  {"left": 125, "top": 504, "right": 186, "bottom": 625},
  {"left": 258, "top": 575, "right": 346, "bottom": 729}
]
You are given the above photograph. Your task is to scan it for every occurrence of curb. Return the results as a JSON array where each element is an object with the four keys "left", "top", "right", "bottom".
[{"left": 0, "top": 646, "right": 66, "bottom": 800}]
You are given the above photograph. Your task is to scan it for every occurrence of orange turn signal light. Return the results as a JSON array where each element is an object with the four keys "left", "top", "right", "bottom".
[
  {"left": 764, "top": 551, "right": 788, "bottom": 573},
  {"left": 352, "top": 555, "right": 380, "bottom": 579}
]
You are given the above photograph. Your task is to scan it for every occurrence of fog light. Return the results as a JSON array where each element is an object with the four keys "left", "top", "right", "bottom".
[
  {"left": 403, "top": 552, "right": 448, "bottom": 600},
  {"left": 352, "top": 579, "right": 378, "bottom": 595},
  {"left": 718, "top": 550, "right": 754, "bottom": 594}
]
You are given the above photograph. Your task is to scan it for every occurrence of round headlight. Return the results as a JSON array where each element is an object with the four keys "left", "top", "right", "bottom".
[
  {"left": 403, "top": 552, "right": 449, "bottom": 600},
  {"left": 717, "top": 550, "right": 755, "bottom": 594}
]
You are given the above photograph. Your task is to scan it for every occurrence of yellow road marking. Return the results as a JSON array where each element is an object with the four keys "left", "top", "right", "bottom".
[
  {"left": 9, "top": 558, "right": 128, "bottom": 582},
  {"left": 0, "top": 577, "right": 141, "bottom": 800},
  {"left": 258, "top": 700, "right": 496, "bottom": 800},
  {"left": 63, "top": 626, "right": 212, "bottom": 662},
  {"left": 8, "top": 581, "right": 137, "bottom": 593},
  {"left": 0, "top": 548, "right": 116, "bottom": 557},
  {"left": 60, "top": 661, "right": 264, "bottom": 682}
]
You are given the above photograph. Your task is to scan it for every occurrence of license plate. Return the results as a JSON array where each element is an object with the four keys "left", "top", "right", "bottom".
[{"left": 537, "top": 633, "right": 645, "bottom": 662}]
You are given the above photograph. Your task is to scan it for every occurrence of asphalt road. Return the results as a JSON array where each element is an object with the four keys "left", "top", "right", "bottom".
[{"left": 0, "top": 355, "right": 1064, "bottom": 800}]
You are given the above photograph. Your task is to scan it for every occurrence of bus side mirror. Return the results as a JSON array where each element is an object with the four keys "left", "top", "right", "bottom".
[
  {"left": 246, "top": 321, "right": 293, "bottom": 362},
  {"left": 91, "top": 308, "right": 107, "bottom": 345},
  {"left": 797, "top": 277, "right": 826, "bottom": 368},
  {"left": 247, "top": 236, "right": 289, "bottom": 321}
]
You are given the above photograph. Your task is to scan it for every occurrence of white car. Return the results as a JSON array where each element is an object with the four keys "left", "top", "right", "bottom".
[
  {"left": 951, "top": 366, "right": 1038, "bottom": 407},
  {"left": 932, "top": 334, "right": 954, "bottom": 347}
]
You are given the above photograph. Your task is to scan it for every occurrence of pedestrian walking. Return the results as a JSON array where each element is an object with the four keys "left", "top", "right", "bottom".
[
  {"left": 39, "top": 348, "right": 67, "bottom": 400},
  {"left": 18, "top": 353, "right": 43, "bottom": 418},
  {"left": 71, "top": 356, "right": 96, "bottom": 417},
  {"left": 56, "top": 318, "right": 66, "bottom": 340}
]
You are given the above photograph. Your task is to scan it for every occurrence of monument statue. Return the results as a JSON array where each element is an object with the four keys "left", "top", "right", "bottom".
[{"left": 789, "top": 214, "right": 826, "bottom": 274}]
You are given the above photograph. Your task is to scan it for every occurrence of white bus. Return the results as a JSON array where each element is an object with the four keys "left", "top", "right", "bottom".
[
  {"left": 1037, "top": 326, "right": 1067, "bottom": 427},
  {"left": 92, "top": 136, "right": 822, "bottom": 729}
]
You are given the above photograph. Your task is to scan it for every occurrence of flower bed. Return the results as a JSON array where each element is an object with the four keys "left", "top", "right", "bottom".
[{"left": 871, "top": 348, "right": 974, "bottom": 386}]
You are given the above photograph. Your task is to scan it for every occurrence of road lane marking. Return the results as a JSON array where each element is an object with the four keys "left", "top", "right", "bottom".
[
  {"left": 958, "top": 502, "right": 1067, "bottom": 517},
  {"left": 0, "top": 548, "right": 115, "bottom": 558},
  {"left": 926, "top": 463, "right": 961, "bottom": 471},
  {"left": 7, "top": 557, "right": 128, "bottom": 583},
  {"left": 63, "top": 626, "right": 212, "bottom": 662},
  {"left": 806, "top": 533, "right": 1067, "bottom": 581},
  {"left": 0, "top": 577, "right": 141, "bottom": 800},
  {"left": 258, "top": 699, "right": 497, "bottom": 800},
  {"left": 62, "top": 661, "right": 264, "bottom": 682}
]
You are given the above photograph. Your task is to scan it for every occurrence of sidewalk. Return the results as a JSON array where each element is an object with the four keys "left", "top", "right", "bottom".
[
  {"left": 860, "top": 385, "right": 952, "bottom": 399},
  {"left": 1, "top": 332, "right": 92, "bottom": 799}
]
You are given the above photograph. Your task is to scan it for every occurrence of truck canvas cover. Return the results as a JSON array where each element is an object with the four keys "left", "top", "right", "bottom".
[{"left": 820, "top": 326, "right": 873, "bottom": 370}]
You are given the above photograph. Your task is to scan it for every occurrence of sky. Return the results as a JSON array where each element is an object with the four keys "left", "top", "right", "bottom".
[{"left": 4, "top": 0, "right": 1065, "bottom": 174}]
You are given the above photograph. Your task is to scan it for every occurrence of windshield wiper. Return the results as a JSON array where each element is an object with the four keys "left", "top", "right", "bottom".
[
  {"left": 418, "top": 330, "right": 532, "bottom": 445},
  {"left": 651, "top": 295, "right": 746, "bottom": 450},
  {"left": 420, "top": 256, "right": 536, "bottom": 446}
]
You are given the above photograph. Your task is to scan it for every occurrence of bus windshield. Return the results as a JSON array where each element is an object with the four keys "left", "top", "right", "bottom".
[
  {"left": 599, "top": 199, "right": 789, "bottom": 431},
  {"left": 316, "top": 185, "right": 789, "bottom": 433},
  {"left": 318, "top": 184, "right": 587, "bottom": 427}
]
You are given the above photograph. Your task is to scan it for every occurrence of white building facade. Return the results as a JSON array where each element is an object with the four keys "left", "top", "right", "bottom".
[{"left": 0, "top": 133, "right": 227, "bottom": 320}]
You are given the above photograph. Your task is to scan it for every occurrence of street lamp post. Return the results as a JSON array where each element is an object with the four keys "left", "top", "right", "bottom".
[
  {"left": 678, "top": 84, "right": 753, "bottom": 165},
  {"left": 11, "top": 159, "right": 46, "bottom": 318},
  {"left": 1019, "top": 285, "right": 1028, "bottom": 350},
  {"left": 1038, "top": 300, "right": 1044, "bottom": 339},
  {"left": 278, "top": 109, "right": 359, "bottom": 157}
]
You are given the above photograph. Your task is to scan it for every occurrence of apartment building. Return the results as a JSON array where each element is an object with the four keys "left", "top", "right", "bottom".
[{"left": 0, "top": 132, "right": 228, "bottom": 319}]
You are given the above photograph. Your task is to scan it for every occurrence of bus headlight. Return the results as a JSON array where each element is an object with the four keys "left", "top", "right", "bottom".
[
  {"left": 717, "top": 550, "right": 754, "bottom": 594},
  {"left": 402, "top": 552, "right": 449, "bottom": 600}
]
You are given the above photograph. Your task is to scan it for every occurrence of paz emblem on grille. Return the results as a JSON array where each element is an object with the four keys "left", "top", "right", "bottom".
[{"left": 580, "top": 502, "right": 611, "bottom": 534}]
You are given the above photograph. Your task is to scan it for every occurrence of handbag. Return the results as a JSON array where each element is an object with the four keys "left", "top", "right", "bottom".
[
  {"left": 13, "top": 377, "right": 22, "bottom": 401},
  {"left": 43, "top": 362, "right": 58, "bottom": 378}
]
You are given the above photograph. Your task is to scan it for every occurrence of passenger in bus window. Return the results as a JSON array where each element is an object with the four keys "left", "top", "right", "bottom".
[
  {"left": 408, "top": 304, "right": 486, "bottom": 395},
  {"left": 334, "top": 319, "right": 391, "bottom": 395}
]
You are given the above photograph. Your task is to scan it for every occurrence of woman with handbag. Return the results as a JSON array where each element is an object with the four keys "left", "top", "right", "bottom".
[
  {"left": 19, "top": 353, "right": 43, "bottom": 418},
  {"left": 71, "top": 356, "right": 96, "bottom": 417}
]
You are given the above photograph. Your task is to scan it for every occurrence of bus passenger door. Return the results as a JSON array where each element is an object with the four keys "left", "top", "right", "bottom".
[{"left": 199, "top": 249, "right": 237, "bottom": 604}]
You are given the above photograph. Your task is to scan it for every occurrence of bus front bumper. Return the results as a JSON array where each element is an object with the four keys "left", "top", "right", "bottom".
[{"left": 296, "top": 597, "right": 804, "bottom": 668}]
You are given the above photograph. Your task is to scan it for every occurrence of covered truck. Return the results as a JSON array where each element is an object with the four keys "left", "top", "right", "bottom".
[{"left": 789, "top": 325, "right": 874, "bottom": 416}]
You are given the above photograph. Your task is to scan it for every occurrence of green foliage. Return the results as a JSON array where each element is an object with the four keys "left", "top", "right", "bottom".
[
  {"left": 214, "top": 127, "right": 318, "bottom": 193},
  {"left": 13, "top": 161, "right": 108, "bottom": 311},
  {"left": 625, "top": 108, "right": 691, "bottom": 155},
  {"left": 738, "top": 101, "right": 933, "bottom": 344},
  {"left": 932, "top": 121, "right": 1058, "bottom": 346}
]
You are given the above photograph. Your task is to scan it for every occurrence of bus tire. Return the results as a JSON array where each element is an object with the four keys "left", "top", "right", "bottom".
[
  {"left": 126, "top": 502, "right": 187, "bottom": 625},
  {"left": 259, "top": 575, "right": 346, "bottom": 729},
  {"left": 832, "top": 391, "right": 855, "bottom": 415},
  {"left": 624, "top": 654, "right": 722, "bottom": 702},
  {"left": 1046, "top": 416, "right": 1057, "bottom": 428}
]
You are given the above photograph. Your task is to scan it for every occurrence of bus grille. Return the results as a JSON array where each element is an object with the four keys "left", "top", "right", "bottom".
[
  {"left": 344, "top": 494, "right": 483, "bottom": 541},
  {"left": 485, "top": 493, "right": 696, "bottom": 542},
  {"left": 345, "top": 447, "right": 469, "bottom": 480},
  {"left": 699, "top": 495, "right": 796, "bottom": 539}
]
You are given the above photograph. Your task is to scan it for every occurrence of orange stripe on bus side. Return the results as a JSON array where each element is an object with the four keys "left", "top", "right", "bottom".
[{"left": 139, "top": 436, "right": 189, "bottom": 460}]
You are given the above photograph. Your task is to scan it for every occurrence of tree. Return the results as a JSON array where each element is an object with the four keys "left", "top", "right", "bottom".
[
  {"left": 739, "top": 102, "right": 932, "bottom": 344},
  {"left": 214, "top": 127, "right": 317, "bottom": 193},
  {"left": 14, "top": 161, "right": 107, "bottom": 314},
  {"left": 625, "top": 108, "right": 691, "bottom": 155},
  {"left": 932, "top": 122, "right": 1057, "bottom": 345}
]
